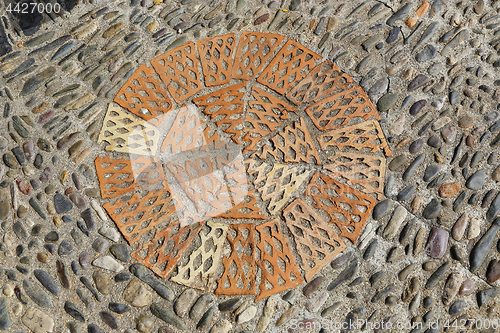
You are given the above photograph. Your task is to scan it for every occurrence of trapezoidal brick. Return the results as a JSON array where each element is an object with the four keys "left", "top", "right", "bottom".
[
  {"left": 304, "top": 86, "right": 381, "bottom": 132},
  {"left": 286, "top": 60, "right": 353, "bottom": 105},
  {"left": 197, "top": 33, "right": 237, "bottom": 86},
  {"left": 253, "top": 118, "right": 321, "bottom": 164},
  {"left": 215, "top": 223, "right": 256, "bottom": 295},
  {"left": 98, "top": 102, "right": 159, "bottom": 156},
  {"left": 283, "top": 199, "right": 346, "bottom": 282},
  {"left": 325, "top": 152, "right": 386, "bottom": 199},
  {"left": 232, "top": 31, "right": 285, "bottom": 80},
  {"left": 114, "top": 65, "right": 172, "bottom": 127},
  {"left": 215, "top": 155, "right": 266, "bottom": 219},
  {"left": 95, "top": 155, "right": 166, "bottom": 199},
  {"left": 103, "top": 182, "right": 179, "bottom": 245},
  {"left": 166, "top": 157, "right": 233, "bottom": 220},
  {"left": 247, "top": 160, "right": 312, "bottom": 215},
  {"left": 131, "top": 221, "right": 203, "bottom": 278},
  {"left": 160, "top": 104, "right": 207, "bottom": 154},
  {"left": 193, "top": 83, "right": 246, "bottom": 144},
  {"left": 255, "top": 219, "right": 303, "bottom": 301},
  {"left": 257, "top": 39, "right": 321, "bottom": 95},
  {"left": 241, "top": 86, "right": 295, "bottom": 153},
  {"left": 151, "top": 41, "right": 202, "bottom": 103},
  {"left": 306, "top": 173, "right": 377, "bottom": 244},
  {"left": 317, "top": 119, "right": 392, "bottom": 157},
  {"left": 171, "top": 221, "right": 228, "bottom": 291}
]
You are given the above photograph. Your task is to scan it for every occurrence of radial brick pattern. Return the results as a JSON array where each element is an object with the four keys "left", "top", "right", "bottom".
[{"left": 96, "top": 31, "right": 390, "bottom": 301}]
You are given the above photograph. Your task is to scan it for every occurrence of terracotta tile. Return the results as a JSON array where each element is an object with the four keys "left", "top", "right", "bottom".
[
  {"left": 283, "top": 199, "right": 346, "bottom": 282},
  {"left": 253, "top": 118, "right": 321, "bottom": 164},
  {"left": 257, "top": 39, "right": 321, "bottom": 95},
  {"left": 232, "top": 31, "right": 285, "bottom": 80},
  {"left": 151, "top": 41, "right": 202, "bottom": 103},
  {"left": 286, "top": 60, "right": 353, "bottom": 105},
  {"left": 324, "top": 152, "right": 386, "bottom": 199},
  {"left": 131, "top": 221, "right": 203, "bottom": 278},
  {"left": 103, "top": 181, "right": 178, "bottom": 245},
  {"left": 215, "top": 155, "right": 266, "bottom": 219},
  {"left": 247, "top": 160, "right": 312, "bottom": 215},
  {"left": 197, "top": 33, "right": 237, "bottom": 86},
  {"left": 241, "top": 86, "right": 294, "bottom": 153},
  {"left": 95, "top": 155, "right": 166, "bottom": 199},
  {"left": 317, "top": 119, "right": 392, "bottom": 157},
  {"left": 160, "top": 104, "right": 207, "bottom": 154},
  {"left": 114, "top": 65, "right": 172, "bottom": 127},
  {"left": 215, "top": 223, "right": 256, "bottom": 295},
  {"left": 98, "top": 102, "right": 159, "bottom": 156},
  {"left": 306, "top": 173, "right": 377, "bottom": 244},
  {"left": 255, "top": 219, "right": 303, "bottom": 301},
  {"left": 171, "top": 221, "right": 228, "bottom": 291},
  {"left": 166, "top": 157, "right": 232, "bottom": 219},
  {"left": 193, "top": 83, "right": 246, "bottom": 144},
  {"left": 304, "top": 86, "right": 381, "bottom": 131}
]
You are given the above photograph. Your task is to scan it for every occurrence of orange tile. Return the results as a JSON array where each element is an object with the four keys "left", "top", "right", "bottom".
[
  {"left": 151, "top": 41, "right": 202, "bottom": 103},
  {"left": 95, "top": 154, "right": 166, "bottom": 199},
  {"left": 215, "top": 223, "right": 256, "bottom": 295},
  {"left": 197, "top": 33, "right": 237, "bottom": 86},
  {"left": 317, "top": 119, "right": 392, "bottom": 157},
  {"left": 255, "top": 219, "right": 303, "bottom": 301},
  {"left": 114, "top": 65, "right": 172, "bottom": 127},
  {"left": 103, "top": 181, "right": 179, "bottom": 245},
  {"left": 257, "top": 39, "right": 321, "bottom": 94},
  {"left": 286, "top": 60, "right": 353, "bottom": 105},
  {"left": 306, "top": 173, "right": 376, "bottom": 244},
  {"left": 193, "top": 83, "right": 246, "bottom": 144},
  {"left": 232, "top": 31, "right": 285, "bottom": 80},
  {"left": 304, "top": 86, "right": 380, "bottom": 131},
  {"left": 131, "top": 221, "right": 203, "bottom": 278},
  {"left": 253, "top": 118, "right": 321, "bottom": 164},
  {"left": 284, "top": 199, "right": 346, "bottom": 282}
]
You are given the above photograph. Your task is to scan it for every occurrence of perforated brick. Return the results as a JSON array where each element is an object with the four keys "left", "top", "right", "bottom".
[
  {"left": 151, "top": 41, "right": 202, "bottom": 103},
  {"left": 171, "top": 221, "right": 228, "bottom": 291},
  {"left": 216, "top": 156, "right": 266, "bottom": 219},
  {"left": 317, "top": 120, "right": 392, "bottom": 157},
  {"left": 257, "top": 39, "right": 321, "bottom": 94},
  {"left": 283, "top": 199, "right": 346, "bottom": 281},
  {"left": 131, "top": 221, "right": 203, "bottom": 278},
  {"left": 247, "top": 160, "right": 312, "bottom": 215},
  {"left": 242, "top": 86, "right": 294, "bottom": 153},
  {"left": 160, "top": 104, "right": 207, "bottom": 154},
  {"left": 286, "top": 60, "right": 353, "bottom": 105},
  {"left": 103, "top": 182, "right": 179, "bottom": 245},
  {"left": 255, "top": 219, "right": 303, "bottom": 301},
  {"left": 95, "top": 155, "right": 166, "bottom": 199},
  {"left": 197, "top": 33, "right": 237, "bottom": 86},
  {"left": 253, "top": 118, "right": 321, "bottom": 164},
  {"left": 325, "top": 152, "right": 386, "bottom": 199},
  {"left": 304, "top": 86, "right": 380, "bottom": 132},
  {"left": 306, "top": 173, "right": 377, "bottom": 244},
  {"left": 215, "top": 223, "right": 256, "bottom": 295},
  {"left": 114, "top": 65, "right": 172, "bottom": 127},
  {"left": 193, "top": 83, "right": 246, "bottom": 144},
  {"left": 232, "top": 31, "right": 285, "bottom": 80},
  {"left": 98, "top": 102, "right": 159, "bottom": 156}
]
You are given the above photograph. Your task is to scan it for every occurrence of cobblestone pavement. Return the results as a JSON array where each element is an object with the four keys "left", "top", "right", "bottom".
[{"left": 0, "top": 0, "right": 500, "bottom": 332}]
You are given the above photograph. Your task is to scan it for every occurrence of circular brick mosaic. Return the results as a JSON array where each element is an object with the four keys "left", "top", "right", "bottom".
[{"left": 96, "top": 31, "right": 391, "bottom": 301}]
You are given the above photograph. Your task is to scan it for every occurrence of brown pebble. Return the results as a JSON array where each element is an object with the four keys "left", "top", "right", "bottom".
[
  {"left": 302, "top": 276, "right": 324, "bottom": 297},
  {"left": 254, "top": 13, "right": 270, "bottom": 25},
  {"left": 458, "top": 115, "right": 473, "bottom": 128},
  {"left": 466, "top": 135, "right": 475, "bottom": 146},
  {"left": 37, "top": 253, "right": 49, "bottom": 263},
  {"left": 439, "top": 182, "right": 461, "bottom": 198},
  {"left": 486, "top": 259, "right": 500, "bottom": 283},
  {"left": 65, "top": 187, "right": 74, "bottom": 195}
]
